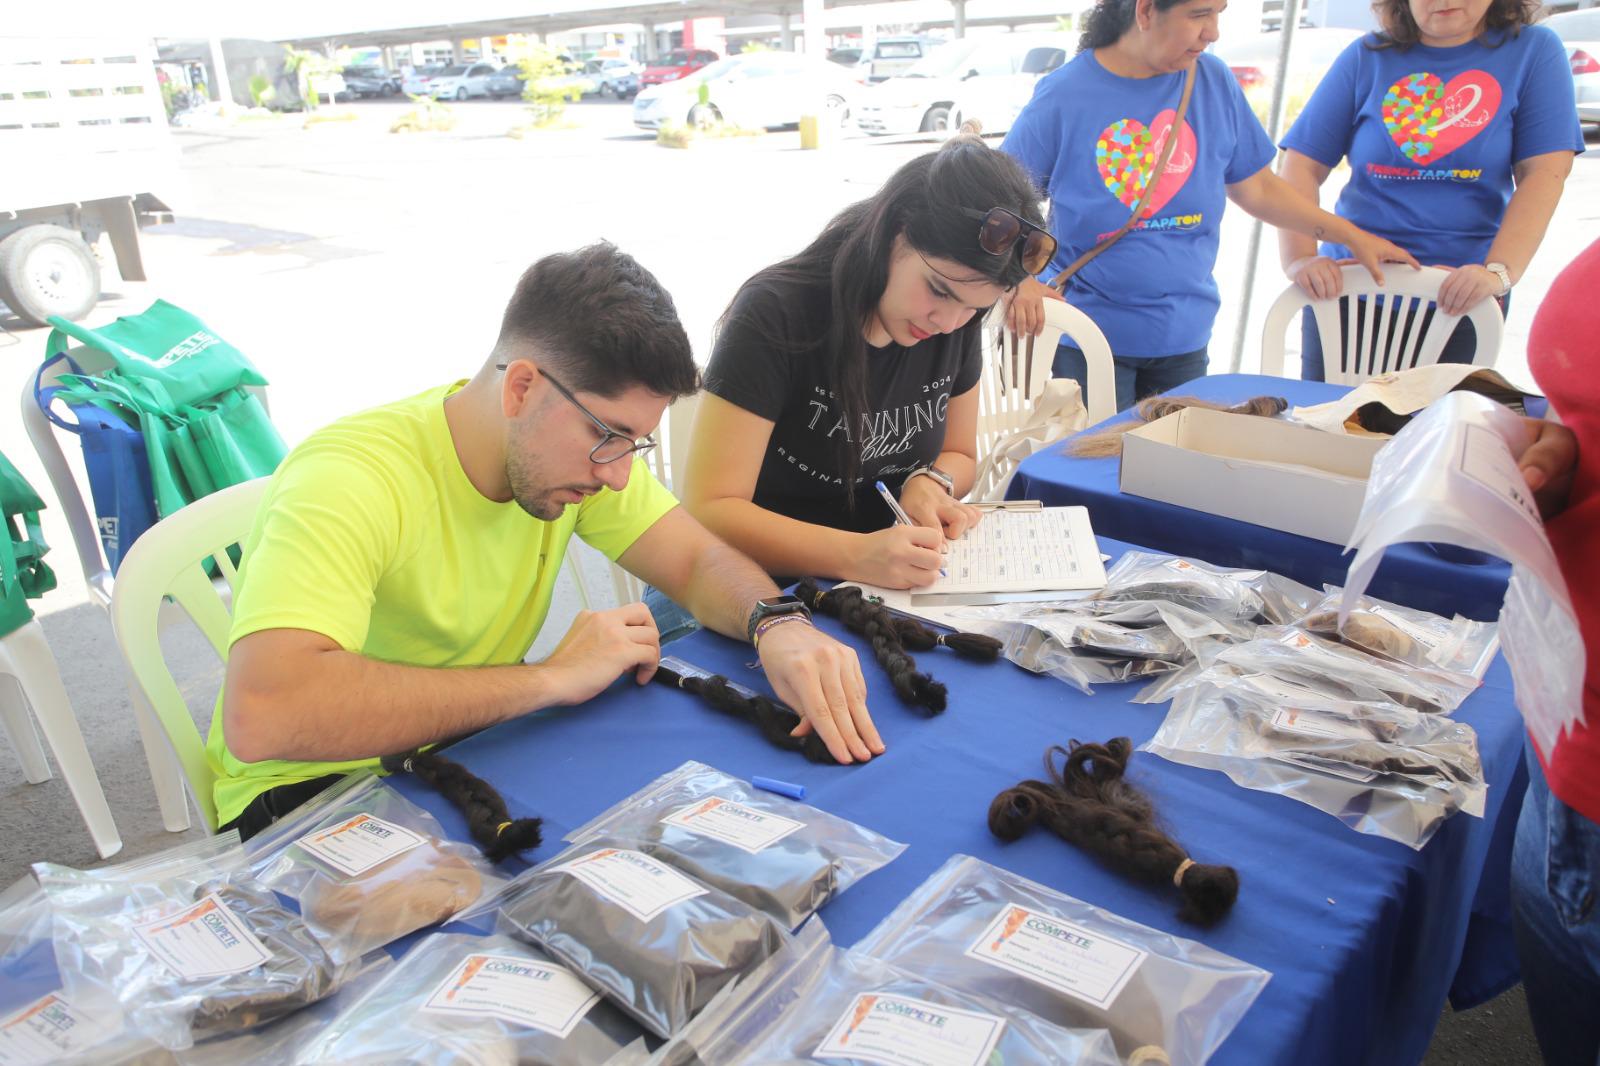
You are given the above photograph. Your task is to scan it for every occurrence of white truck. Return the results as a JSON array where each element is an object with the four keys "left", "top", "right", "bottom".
[{"left": 0, "top": 36, "right": 179, "bottom": 327}]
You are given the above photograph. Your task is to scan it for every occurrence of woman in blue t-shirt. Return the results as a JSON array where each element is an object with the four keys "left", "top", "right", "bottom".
[
  {"left": 1003, "top": 0, "right": 1416, "bottom": 411},
  {"left": 1278, "top": 0, "right": 1584, "bottom": 380}
]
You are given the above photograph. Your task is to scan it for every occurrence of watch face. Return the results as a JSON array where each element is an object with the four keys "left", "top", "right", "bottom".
[{"left": 758, "top": 595, "right": 806, "bottom": 611}]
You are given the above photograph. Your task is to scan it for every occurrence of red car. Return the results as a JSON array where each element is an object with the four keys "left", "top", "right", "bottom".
[{"left": 639, "top": 48, "right": 719, "bottom": 88}]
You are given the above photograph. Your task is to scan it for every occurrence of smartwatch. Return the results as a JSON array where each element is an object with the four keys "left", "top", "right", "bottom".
[
  {"left": 746, "top": 595, "right": 811, "bottom": 644},
  {"left": 905, "top": 464, "right": 955, "bottom": 496},
  {"left": 1484, "top": 262, "right": 1512, "bottom": 296}
]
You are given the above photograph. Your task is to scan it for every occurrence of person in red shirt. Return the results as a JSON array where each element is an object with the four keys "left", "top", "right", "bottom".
[{"left": 1511, "top": 235, "right": 1599, "bottom": 1065}]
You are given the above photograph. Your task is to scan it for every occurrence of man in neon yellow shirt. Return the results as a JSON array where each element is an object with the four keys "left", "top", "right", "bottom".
[{"left": 211, "top": 244, "right": 882, "bottom": 837}]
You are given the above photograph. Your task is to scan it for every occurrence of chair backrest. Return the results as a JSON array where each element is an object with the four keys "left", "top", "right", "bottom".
[
  {"left": 1259, "top": 265, "right": 1504, "bottom": 384},
  {"left": 607, "top": 393, "right": 700, "bottom": 607},
  {"left": 109, "top": 476, "right": 270, "bottom": 831}
]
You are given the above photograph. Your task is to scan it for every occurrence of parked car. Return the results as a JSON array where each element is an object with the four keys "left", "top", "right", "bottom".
[
  {"left": 401, "top": 64, "right": 447, "bottom": 96},
  {"left": 855, "top": 35, "right": 944, "bottom": 82},
  {"left": 340, "top": 66, "right": 399, "bottom": 97},
  {"left": 593, "top": 58, "right": 643, "bottom": 97},
  {"left": 632, "top": 52, "right": 858, "bottom": 131},
  {"left": 1211, "top": 27, "right": 1364, "bottom": 125},
  {"left": 949, "top": 34, "right": 1075, "bottom": 136},
  {"left": 426, "top": 62, "right": 500, "bottom": 100},
  {"left": 485, "top": 65, "right": 524, "bottom": 99},
  {"left": 1547, "top": 9, "right": 1600, "bottom": 126},
  {"left": 827, "top": 46, "right": 863, "bottom": 67},
  {"left": 856, "top": 35, "right": 1056, "bottom": 136},
  {"left": 639, "top": 49, "right": 719, "bottom": 89}
]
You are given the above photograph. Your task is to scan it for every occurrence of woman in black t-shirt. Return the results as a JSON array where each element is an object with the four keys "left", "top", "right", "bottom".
[{"left": 682, "top": 138, "right": 1050, "bottom": 591}]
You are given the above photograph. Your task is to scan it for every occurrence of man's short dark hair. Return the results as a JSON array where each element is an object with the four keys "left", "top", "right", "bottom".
[{"left": 494, "top": 242, "right": 699, "bottom": 399}]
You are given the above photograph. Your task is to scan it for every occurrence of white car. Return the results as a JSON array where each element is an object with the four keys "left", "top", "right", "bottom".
[
  {"left": 949, "top": 33, "right": 1076, "bottom": 137},
  {"left": 426, "top": 62, "right": 501, "bottom": 101},
  {"left": 1210, "top": 27, "right": 1365, "bottom": 102},
  {"left": 1547, "top": 9, "right": 1600, "bottom": 127},
  {"left": 401, "top": 65, "right": 446, "bottom": 96},
  {"left": 632, "top": 52, "right": 858, "bottom": 131},
  {"left": 856, "top": 34, "right": 1069, "bottom": 136}
]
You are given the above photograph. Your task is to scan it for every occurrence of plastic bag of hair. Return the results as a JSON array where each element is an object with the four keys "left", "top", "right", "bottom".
[
  {"left": 245, "top": 772, "right": 501, "bottom": 965},
  {"left": 176, "top": 952, "right": 393, "bottom": 1065},
  {"left": 851, "top": 854, "right": 1270, "bottom": 1066},
  {"left": 486, "top": 835, "right": 791, "bottom": 1039},
  {"left": 35, "top": 832, "right": 355, "bottom": 1051},
  {"left": 1205, "top": 625, "right": 1478, "bottom": 714},
  {"left": 1297, "top": 587, "right": 1500, "bottom": 681},
  {"left": 0, "top": 876, "right": 166, "bottom": 1065},
  {"left": 1338, "top": 391, "right": 1583, "bottom": 758},
  {"left": 564, "top": 760, "right": 906, "bottom": 929},
  {"left": 1101, "top": 551, "right": 1319, "bottom": 627},
  {"left": 951, "top": 597, "right": 1246, "bottom": 693},
  {"left": 658, "top": 919, "right": 1122, "bottom": 1066},
  {"left": 1141, "top": 675, "right": 1485, "bottom": 848},
  {"left": 292, "top": 932, "right": 647, "bottom": 1065}
]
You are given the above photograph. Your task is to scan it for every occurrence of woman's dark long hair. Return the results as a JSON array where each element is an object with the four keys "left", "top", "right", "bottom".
[
  {"left": 1368, "top": 0, "right": 1539, "bottom": 48},
  {"left": 1079, "top": 0, "right": 1191, "bottom": 52},
  {"left": 715, "top": 137, "right": 1045, "bottom": 496}
]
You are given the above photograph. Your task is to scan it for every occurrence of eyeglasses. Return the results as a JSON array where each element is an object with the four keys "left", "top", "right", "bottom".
[
  {"left": 962, "top": 207, "right": 1058, "bottom": 276},
  {"left": 496, "top": 363, "right": 657, "bottom": 465}
]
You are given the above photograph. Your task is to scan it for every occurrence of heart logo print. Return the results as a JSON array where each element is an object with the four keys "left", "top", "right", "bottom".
[
  {"left": 1095, "top": 110, "right": 1197, "bottom": 218},
  {"left": 1382, "top": 70, "right": 1501, "bottom": 165}
]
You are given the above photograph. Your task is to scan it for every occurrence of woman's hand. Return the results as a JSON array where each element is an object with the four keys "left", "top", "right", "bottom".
[
  {"left": 847, "top": 526, "right": 946, "bottom": 589},
  {"left": 1004, "top": 276, "right": 1065, "bottom": 338},
  {"left": 1437, "top": 264, "right": 1506, "bottom": 317},
  {"left": 900, "top": 473, "right": 982, "bottom": 540},
  {"left": 1342, "top": 227, "right": 1420, "bottom": 288},
  {"left": 1286, "top": 254, "right": 1346, "bottom": 301},
  {"left": 1517, "top": 415, "right": 1578, "bottom": 521}
]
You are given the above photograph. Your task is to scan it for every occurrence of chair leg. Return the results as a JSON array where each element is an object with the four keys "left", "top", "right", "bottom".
[
  {"left": 0, "top": 674, "right": 52, "bottom": 784},
  {"left": 125, "top": 678, "right": 193, "bottom": 833},
  {"left": 4, "top": 623, "right": 123, "bottom": 858}
]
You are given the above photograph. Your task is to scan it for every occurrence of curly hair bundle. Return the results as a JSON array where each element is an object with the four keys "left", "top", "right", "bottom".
[
  {"left": 379, "top": 750, "right": 543, "bottom": 862},
  {"left": 988, "top": 739, "right": 1238, "bottom": 925}
]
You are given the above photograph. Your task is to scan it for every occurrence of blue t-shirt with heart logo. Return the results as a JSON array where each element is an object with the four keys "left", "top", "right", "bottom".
[
  {"left": 1281, "top": 26, "right": 1584, "bottom": 269},
  {"left": 1002, "top": 52, "right": 1275, "bottom": 360}
]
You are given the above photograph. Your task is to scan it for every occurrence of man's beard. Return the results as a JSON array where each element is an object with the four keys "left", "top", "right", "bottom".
[{"left": 506, "top": 441, "right": 596, "bottom": 521}]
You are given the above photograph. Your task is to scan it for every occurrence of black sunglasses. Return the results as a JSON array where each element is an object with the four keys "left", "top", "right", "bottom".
[
  {"left": 962, "top": 207, "right": 1058, "bottom": 276},
  {"left": 496, "top": 362, "right": 657, "bottom": 465}
]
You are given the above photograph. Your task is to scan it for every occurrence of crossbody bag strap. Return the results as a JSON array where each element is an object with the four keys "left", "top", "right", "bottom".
[{"left": 1047, "top": 61, "right": 1198, "bottom": 294}]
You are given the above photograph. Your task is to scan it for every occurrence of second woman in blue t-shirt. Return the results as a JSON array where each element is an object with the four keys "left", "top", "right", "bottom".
[{"left": 1003, "top": 0, "right": 1417, "bottom": 410}]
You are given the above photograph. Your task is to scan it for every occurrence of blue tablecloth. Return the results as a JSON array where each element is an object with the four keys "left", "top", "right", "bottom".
[
  {"left": 1008, "top": 374, "right": 1516, "bottom": 622},
  {"left": 390, "top": 535, "right": 1527, "bottom": 1066}
]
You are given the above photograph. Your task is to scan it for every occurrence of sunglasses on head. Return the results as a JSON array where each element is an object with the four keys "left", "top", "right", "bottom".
[{"left": 962, "top": 207, "right": 1058, "bottom": 276}]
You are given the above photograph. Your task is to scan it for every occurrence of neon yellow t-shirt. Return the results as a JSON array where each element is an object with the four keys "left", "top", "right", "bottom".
[{"left": 206, "top": 382, "right": 678, "bottom": 825}]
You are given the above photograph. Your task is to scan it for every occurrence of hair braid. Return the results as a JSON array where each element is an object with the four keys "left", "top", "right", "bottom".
[
  {"left": 379, "top": 751, "right": 543, "bottom": 862},
  {"left": 652, "top": 662, "right": 837, "bottom": 763},
  {"left": 797, "top": 579, "right": 949, "bottom": 714}
]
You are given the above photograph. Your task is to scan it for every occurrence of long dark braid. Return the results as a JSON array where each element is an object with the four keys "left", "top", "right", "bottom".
[
  {"left": 988, "top": 739, "right": 1239, "bottom": 925},
  {"left": 652, "top": 661, "right": 837, "bottom": 763},
  {"left": 797, "top": 579, "right": 952, "bottom": 714},
  {"left": 380, "top": 751, "right": 543, "bottom": 862}
]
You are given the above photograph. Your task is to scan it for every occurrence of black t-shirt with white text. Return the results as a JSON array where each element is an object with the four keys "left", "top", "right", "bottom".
[{"left": 703, "top": 277, "right": 983, "bottom": 534}]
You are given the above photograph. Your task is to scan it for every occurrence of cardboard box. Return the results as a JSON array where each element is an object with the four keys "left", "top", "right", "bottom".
[{"left": 1119, "top": 408, "right": 1388, "bottom": 544}]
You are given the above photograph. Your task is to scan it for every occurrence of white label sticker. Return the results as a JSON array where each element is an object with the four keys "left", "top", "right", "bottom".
[
  {"left": 296, "top": 812, "right": 427, "bottom": 877},
  {"left": 659, "top": 797, "right": 805, "bottom": 854},
  {"left": 965, "top": 906, "right": 1146, "bottom": 1010},
  {"left": 1459, "top": 423, "right": 1542, "bottom": 528},
  {"left": 1271, "top": 708, "right": 1373, "bottom": 742},
  {"left": 132, "top": 892, "right": 273, "bottom": 980},
  {"left": 1367, "top": 606, "right": 1444, "bottom": 653},
  {"left": 555, "top": 848, "right": 707, "bottom": 923},
  {"left": 813, "top": 993, "right": 1005, "bottom": 1066},
  {"left": 421, "top": 952, "right": 600, "bottom": 1038},
  {"left": 0, "top": 991, "right": 110, "bottom": 1066}
]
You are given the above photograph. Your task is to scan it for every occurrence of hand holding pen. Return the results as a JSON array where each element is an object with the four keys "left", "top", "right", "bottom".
[{"left": 877, "top": 480, "right": 947, "bottom": 579}]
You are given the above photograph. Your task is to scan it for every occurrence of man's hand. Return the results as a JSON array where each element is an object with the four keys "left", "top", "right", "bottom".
[
  {"left": 757, "top": 621, "right": 882, "bottom": 764},
  {"left": 1003, "top": 276, "right": 1064, "bottom": 338},
  {"left": 848, "top": 526, "right": 945, "bottom": 589},
  {"left": 540, "top": 603, "right": 661, "bottom": 704},
  {"left": 1517, "top": 415, "right": 1578, "bottom": 520},
  {"left": 900, "top": 474, "right": 982, "bottom": 540},
  {"left": 1438, "top": 264, "right": 1506, "bottom": 317}
]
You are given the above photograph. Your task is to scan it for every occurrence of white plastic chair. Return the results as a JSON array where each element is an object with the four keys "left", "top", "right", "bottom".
[
  {"left": 1259, "top": 264, "right": 1504, "bottom": 384},
  {"left": 1, "top": 618, "right": 121, "bottom": 857},
  {"left": 20, "top": 351, "right": 267, "bottom": 833},
  {"left": 109, "top": 477, "right": 268, "bottom": 833},
  {"left": 974, "top": 300, "right": 1115, "bottom": 498}
]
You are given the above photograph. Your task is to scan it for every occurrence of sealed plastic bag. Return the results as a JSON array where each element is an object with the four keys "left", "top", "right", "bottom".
[
  {"left": 1141, "top": 677, "right": 1485, "bottom": 848},
  {"left": 663, "top": 920, "right": 1122, "bottom": 1066},
  {"left": 491, "top": 836, "right": 790, "bottom": 1038},
  {"left": 1339, "top": 391, "right": 1584, "bottom": 756},
  {"left": 1101, "top": 552, "right": 1319, "bottom": 627},
  {"left": 565, "top": 760, "right": 905, "bottom": 929},
  {"left": 852, "top": 854, "right": 1270, "bottom": 1066},
  {"left": 293, "top": 932, "right": 645, "bottom": 1065},
  {"left": 36, "top": 833, "right": 350, "bottom": 1050},
  {"left": 246, "top": 773, "right": 499, "bottom": 964},
  {"left": 1297, "top": 588, "right": 1499, "bottom": 681}
]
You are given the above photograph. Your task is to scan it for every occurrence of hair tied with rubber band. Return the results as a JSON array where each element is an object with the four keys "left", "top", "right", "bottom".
[{"left": 380, "top": 751, "right": 543, "bottom": 862}]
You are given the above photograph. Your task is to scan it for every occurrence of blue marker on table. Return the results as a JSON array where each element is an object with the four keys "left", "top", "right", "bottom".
[
  {"left": 875, "top": 480, "right": 947, "bottom": 578},
  {"left": 752, "top": 776, "right": 807, "bottom": 801}
]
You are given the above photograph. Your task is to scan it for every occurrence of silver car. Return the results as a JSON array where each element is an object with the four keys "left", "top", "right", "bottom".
[
  {"left": 427, "top": 62, "right": 500, "bottom": 101},
  {"left": 1547, "top": 9, "right": 1600, "bottom": 126}
]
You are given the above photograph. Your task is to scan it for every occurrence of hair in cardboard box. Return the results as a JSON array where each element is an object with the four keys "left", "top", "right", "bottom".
[{"left": 1067, "top": 395, "right": 1289, "bottom": 459}]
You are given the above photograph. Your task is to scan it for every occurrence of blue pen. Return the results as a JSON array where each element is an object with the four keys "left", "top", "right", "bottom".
[{"left": 875, "top": 480, "right": 947, "bottom": 578}]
